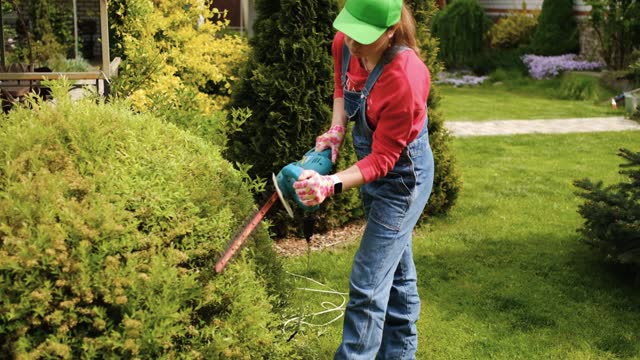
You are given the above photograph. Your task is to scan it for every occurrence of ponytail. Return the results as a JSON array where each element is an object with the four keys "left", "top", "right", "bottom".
[{"left": 390, "top": 4, "right": 419, "bottom": 54}]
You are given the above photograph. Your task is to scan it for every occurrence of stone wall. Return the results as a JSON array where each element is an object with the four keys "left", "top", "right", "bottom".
[
  {"left": 478, "top": 0, "right": 591, "bottom": 17},
  {"left": 577, "top": 18, "right": 603, "bottom": 63}
]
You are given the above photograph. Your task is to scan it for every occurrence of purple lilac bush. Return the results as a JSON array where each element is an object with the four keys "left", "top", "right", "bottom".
[
  {"left": 434, "top": 72, "right": 489, "bottom": 86},
  {"left": 522, "top": 54, "right": 603, "bottom": 79}
]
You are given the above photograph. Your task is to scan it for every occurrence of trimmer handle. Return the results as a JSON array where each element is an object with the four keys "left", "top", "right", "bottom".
[
  {"left": 280, "top": 163, "right": 320, "bottom": 213},
  {"left": 281, "top": 163, "right": 302, "bottom": 182},
  {"left": 278, "top": 148, "right": 333, "bottom": 213}
]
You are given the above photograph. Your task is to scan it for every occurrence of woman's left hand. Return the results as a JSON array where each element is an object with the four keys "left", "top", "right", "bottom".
[
  {"left": 293, "top": 170, "right": 335, "bottom": 206},
  {"left": 315, "top": 125, "right": 346, "bottom": 163}
]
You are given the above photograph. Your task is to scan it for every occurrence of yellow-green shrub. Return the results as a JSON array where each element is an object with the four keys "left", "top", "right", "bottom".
[
  {"left": 0, "top": 86, "right": 294, "bottom": 358},
  {"left": 489, "top": 10, "right": 539, "bottom": 49},
  {"left": 110, "top": 0, "right": 249, "bottom": 113}
]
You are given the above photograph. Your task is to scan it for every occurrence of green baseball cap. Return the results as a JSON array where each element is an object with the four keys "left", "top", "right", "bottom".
[{"left": 333, "top": 0, "right": 402, "bottom": 45}]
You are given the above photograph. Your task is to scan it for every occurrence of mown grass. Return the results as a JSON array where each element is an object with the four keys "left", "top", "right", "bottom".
[
  {"left": 439, "top": 71, "right": 626, "bottom": 121},
  {"left": 283, "top": 131, "right": 640, "bottom": 359}
]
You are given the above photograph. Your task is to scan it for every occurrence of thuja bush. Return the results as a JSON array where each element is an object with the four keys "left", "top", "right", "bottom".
[
  {"left": 431, "top": 0, "right": 491, "bottom": 69},
  {"left": 406, "top": 0, "right": 461, "bottom": 218},
  {"left": 574, "top": 148, "right": 640, "bottom": 283},
  {"left": 226, "top": 0, "right": 350, "bottom": 236},
  {"left": 529, "top": 0, "right": 579, "bottom": 56},
  {"left": 0, "top": 86, "right": 294, "bottom": 358},
  {"left": 406, "top": 0, "right": 441, "bottom": 70}
]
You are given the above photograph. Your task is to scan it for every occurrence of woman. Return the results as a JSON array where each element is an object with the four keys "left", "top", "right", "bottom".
[{"left": 293, "top": 0, "right": 434, "bottom": 358}]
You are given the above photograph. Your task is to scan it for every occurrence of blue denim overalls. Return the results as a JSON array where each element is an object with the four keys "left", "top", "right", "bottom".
[{"left": 335, "top": 44, "right": 435, "bottom": 360}]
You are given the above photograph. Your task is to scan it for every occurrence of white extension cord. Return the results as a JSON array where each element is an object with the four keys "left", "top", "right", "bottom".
[{"left": 283, "top": 271, "right": 348, "bottom": 331}]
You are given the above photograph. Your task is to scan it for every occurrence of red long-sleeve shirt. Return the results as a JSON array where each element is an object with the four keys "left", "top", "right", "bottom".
[{"left": 332, "top": 32, "right": 430, "bottom": 183}]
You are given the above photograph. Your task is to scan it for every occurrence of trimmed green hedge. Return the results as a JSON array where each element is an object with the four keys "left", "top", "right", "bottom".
[{"left": 0, "top": 87, "right": 293, "bottom": 358}]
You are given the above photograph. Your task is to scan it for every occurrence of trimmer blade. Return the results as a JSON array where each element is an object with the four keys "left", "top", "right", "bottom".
[{"left": 273, "top": 173, "right": 294, "bottom": 218}]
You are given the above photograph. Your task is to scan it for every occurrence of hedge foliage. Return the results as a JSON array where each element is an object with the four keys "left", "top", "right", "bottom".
[
  {"left": 109, "top": 0, "right": 249, "bottom": 112},
  {"left": 0, "top": 86, "right": 294, "bottom": 358},
  {"left": 587, "top": 0, "right": 640, "bottom": 70},
  {"left": 574, "top": 148, "right": 640, "bottom": 283},
  {"left": 529, "top": 0, "right": 579, "bottom": 56},
  {"left": 226, "top": 0, "right": 351, "bottom": 236},
  {"left": 408, "top": 0, "right": 462, "bottom": 219},
  {"left": 431, "top": 0, "right": 491, "bottom": 69}
]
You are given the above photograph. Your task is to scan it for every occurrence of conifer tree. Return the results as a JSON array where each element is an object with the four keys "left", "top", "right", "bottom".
[
  {"left": 226, "top": 0, "right": 343, "bottom": 235},
  {"left": 431, "top": 0, "right": 491, "bottom": 69},
  {"left": 530, "top": 0, "right": 579, "bottom": 55},
  {"left": 574, "top": 148, "right": 640, "bottom": 283},
  {"left": 407, "top": 0, "right": 461, "bottom": 218},
  {"left": 227, "top": 0, "right": 338, "bottom": 178}
]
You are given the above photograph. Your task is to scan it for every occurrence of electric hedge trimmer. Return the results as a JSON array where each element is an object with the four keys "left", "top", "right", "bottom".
[{"left": 215, "top": 148, "right": 333, "bottom": 273}]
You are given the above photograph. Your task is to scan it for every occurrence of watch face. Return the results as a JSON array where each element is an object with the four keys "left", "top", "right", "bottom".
[{"left": 334, "top": 182, "right": 343, "bottom": 194}]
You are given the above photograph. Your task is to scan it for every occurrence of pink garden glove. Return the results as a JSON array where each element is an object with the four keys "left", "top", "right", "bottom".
[
  {"left": 315, "top": 125, "right": 346, "bottom": 163},
  {"left": 293, "top": 170, "right": 335, "bottom": 207}
]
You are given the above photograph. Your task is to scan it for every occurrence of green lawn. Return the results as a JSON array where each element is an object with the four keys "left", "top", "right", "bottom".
[
  {"left": 438, "top": 74, "right": 626, "bottom": 121},
  {"left": 283, "top": 131, "right": 640, "bottom": 359}
]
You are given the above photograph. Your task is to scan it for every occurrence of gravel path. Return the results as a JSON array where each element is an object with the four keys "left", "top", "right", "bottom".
[{"left": 445, "top": 117, "right": 640, "bottom": 137}]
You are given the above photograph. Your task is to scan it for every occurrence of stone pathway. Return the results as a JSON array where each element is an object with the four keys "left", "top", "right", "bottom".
[{"left": 445, "top": 116, "right": 640, "bottom": 137}]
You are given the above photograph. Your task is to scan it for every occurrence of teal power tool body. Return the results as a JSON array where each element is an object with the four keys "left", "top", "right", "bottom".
[
  {"left": 273, "top": 148, "right": 333, "bottom": 218},
  {"left": 215, "top": 148, "right": 333, "bottom": 273}
]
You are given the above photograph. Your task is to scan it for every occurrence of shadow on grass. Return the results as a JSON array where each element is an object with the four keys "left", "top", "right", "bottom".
[{"left": 414, "top": 231, "right": 640, "bottom": 358}]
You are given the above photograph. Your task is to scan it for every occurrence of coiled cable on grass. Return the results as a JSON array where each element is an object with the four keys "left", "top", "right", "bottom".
[{"left": 283, "top": 271, "right": 348, "bottom": 340}]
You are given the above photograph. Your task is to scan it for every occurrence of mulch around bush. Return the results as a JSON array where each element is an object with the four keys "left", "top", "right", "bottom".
[{"left": 273, "top": 221, "right": 365, "bottom": 257}]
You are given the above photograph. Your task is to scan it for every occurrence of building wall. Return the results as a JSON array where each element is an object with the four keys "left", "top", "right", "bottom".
[
  {"left": 216, "top": 0, "right": 242, "bottom": 27},
  {"left": 214, "top": 0, "right": 255, "bottom": 36},
  {"left": 478, "top": 0, "right": 591, "bottom": 17}
]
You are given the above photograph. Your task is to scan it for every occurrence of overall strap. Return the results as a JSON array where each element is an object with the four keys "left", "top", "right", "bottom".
[
  {"left": 341, "top": 43, "right": 350, "bottom": 88},
  {"left": 361, "top": 45, "right": 410, "bottom": 98},
  {"left": 341, "top": 42, "right": 411, "bottom": 97}
]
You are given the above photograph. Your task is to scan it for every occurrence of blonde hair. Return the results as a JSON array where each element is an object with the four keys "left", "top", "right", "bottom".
[{"left": 390, "top": 4, "right": 419, "bottom": 54}]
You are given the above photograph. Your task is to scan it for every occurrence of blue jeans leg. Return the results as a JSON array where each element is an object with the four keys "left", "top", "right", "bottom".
[
  {"left": 376, "top": 243, "right": 420, "bottom": 360},
  {"left": 334, "top": 211, "right": 412, "bottom": 360},
  {"left": 336, "top": 135, "right": 433, "bottom": 359}
]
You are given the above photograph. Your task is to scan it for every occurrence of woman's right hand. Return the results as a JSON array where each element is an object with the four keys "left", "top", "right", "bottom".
[{"left": 315, "top": 124, "right": 346, "bottom": 163}]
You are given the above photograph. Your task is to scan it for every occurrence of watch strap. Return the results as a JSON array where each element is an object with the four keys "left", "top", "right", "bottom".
[{"left": 330, "top": 174, "right": 342, "bottom": 194}]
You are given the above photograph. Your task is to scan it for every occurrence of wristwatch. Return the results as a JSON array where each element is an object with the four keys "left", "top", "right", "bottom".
[{"left": 330, "top": 174, "right": 343, "bottom": 194}]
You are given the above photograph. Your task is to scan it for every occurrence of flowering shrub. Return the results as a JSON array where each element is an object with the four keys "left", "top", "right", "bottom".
[
  {"left": 434, "top": 72, "right": 489, "bottom": 86},
  {"left": 110, "top": 0, "right": 249, "bottom": 112},
  {"left": 522, "top": 54, "right": 603, "bottom": 79}
]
